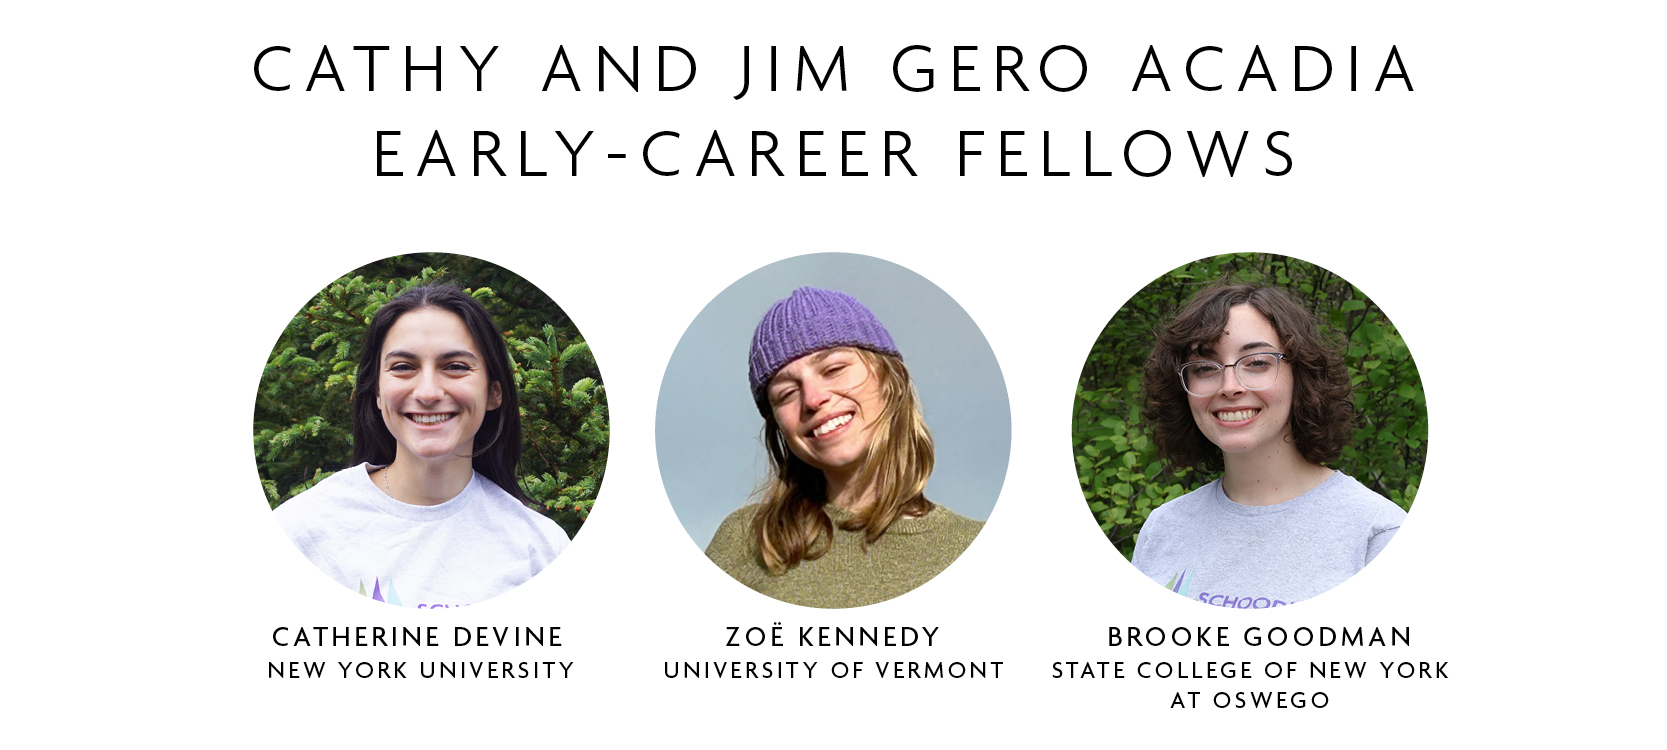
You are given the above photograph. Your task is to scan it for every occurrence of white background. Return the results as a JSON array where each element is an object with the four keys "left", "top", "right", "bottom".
[{"left": 6, "top": 1, "right": 1660, "bottom": 746}]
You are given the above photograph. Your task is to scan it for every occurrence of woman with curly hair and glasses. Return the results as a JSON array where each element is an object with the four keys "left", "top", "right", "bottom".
[
  {"left": 704, "top": 287, "right": 983, "bottom": 608},
  {"left": 1131, "top": 283, "right": 1405, "bottom": 609}
]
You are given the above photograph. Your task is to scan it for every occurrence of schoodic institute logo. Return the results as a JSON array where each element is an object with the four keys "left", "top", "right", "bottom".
[{"left": 358, "top": 577, "right": 402, "bottom": 606}]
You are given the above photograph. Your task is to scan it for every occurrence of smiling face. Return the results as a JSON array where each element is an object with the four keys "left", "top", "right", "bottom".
[
  {"left": 1186, "top": 305, "right": 1294, "bottom": 459},
  {"left": 375, "top": 307, "right": 503, "bottom": 466},
  {"left": 765, "top": 347, "right": 886, "bottom": 479}
]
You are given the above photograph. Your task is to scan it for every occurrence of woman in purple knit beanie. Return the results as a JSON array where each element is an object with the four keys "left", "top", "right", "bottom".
[{"left": 704, "top": 287, "right": 983, "bottom": 608}]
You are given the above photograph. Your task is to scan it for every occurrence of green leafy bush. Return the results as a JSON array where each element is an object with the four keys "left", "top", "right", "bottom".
[
  {"left": 1075, "top": 254, "right": 1426, "bottom": 559},
  {"left": 254, "top": 254, "right": 607, "bottom": 538}
]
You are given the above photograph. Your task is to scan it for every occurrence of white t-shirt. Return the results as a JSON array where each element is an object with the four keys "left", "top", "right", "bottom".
[{"left": 275, "top": 463, "right": 570, "bottom": 607}]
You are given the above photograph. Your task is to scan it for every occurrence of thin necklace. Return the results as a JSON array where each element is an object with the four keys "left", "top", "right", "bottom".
[{"left": 383, "top": 463, "right": 395, "bottom": 501}]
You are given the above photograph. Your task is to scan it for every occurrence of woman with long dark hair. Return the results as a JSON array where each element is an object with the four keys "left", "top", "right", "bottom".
[
  {"left": 276, "top": 285, "right": 568, "bottom": 607},
  {"left": 1131, "top": 283, "right": 1405, "bottom": 609},
  {"left": 705, "top": 287, "right": 982, "bottom": 608}
]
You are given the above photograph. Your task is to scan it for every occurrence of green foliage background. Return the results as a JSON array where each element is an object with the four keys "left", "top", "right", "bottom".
[
  {"left": 254, "top": 254, "right": 607, "bottom": 538},
  {"left": 1075, "top": 254, "right": 1426, "bottom": 560}
]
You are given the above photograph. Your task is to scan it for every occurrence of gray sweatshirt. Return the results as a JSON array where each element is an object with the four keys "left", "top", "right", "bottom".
[{"left": 1131, "top": 471, "right": 1405, "bottom": 608}]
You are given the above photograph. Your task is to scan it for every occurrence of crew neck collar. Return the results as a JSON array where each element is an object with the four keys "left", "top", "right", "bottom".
[
  {"left": 353, "top": 462, "right": 479, "bottom": 522},
  {"left": 1210, "top": 470, "right": 1342, "bottom": 516},
  {"left": 823, "top": 501, "right": 943, "bottom": 535}
]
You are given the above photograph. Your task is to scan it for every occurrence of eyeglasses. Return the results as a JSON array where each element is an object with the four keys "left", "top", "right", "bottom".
[{"left": 1177, "top": 352, "right": 1286, "bottom": 397}]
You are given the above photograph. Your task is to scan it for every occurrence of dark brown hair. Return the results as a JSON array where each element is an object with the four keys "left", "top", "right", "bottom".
[
  {"left": 1141, "top": 283, "right": 1355, "bottom": 471},
  {"left": 752, "top": 349, "right": 934, "bottom": 575},
  {"left": 349, "top": 284, "right": 528, "bottom": 502}
]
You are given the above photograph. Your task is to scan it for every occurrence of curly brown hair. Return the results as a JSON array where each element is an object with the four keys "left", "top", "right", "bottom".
[{"left": 1141, "top": 283, "right": 1355, "bottom": 471}]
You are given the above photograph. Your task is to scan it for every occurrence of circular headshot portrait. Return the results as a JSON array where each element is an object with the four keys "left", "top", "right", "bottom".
[
  {"left": 658, "top": 253, "right": 1010, "bottom": 609},
  {"left": 254, "top": 253, "right": 607, "bottom": 607},
  {"left": 1075, "top": 254, "right": 1425, "bottom": 609}
]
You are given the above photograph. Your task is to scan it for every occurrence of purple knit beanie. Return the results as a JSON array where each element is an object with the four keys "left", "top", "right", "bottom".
[{"left": 749, "top": 287, "right": 901, "bottom": 412}]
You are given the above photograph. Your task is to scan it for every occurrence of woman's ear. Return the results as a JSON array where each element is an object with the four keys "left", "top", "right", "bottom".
[{"left": 489, "top": 381, "right": 503, "bottom": 410}]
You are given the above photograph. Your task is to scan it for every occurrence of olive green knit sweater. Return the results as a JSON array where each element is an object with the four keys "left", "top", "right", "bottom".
[{"left": 705, "top": 502, "right": 983, "bottom": 608}]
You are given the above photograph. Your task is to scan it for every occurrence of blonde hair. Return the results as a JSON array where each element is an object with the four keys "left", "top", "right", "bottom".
[{"left": 752, "top": 349, "right": 935, "bottom": 575}]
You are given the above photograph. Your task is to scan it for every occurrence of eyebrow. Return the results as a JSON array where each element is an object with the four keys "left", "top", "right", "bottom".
[
  {"left": 767, "top": 369, "right": 798, "bottom": 389},
  {"left": 767, "top": 349, "right": 852, "bottom": 389},
  {"left": 383, "top": 349, "right": 480, "bottom": 362},
  {"left": 1192, "top": 341, "right": 1277, "bottom": 359}
]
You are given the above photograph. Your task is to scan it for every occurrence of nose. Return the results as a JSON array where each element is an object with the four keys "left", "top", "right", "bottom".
[
  {"left": 413, "top": 366, "right": 444, "bottom": 402},
  {"left": 1219, "top": 365, "right": 1247, "bottom": 396},
  {"left": 800, "top": 380, "right": 832, "bottom": 413}
]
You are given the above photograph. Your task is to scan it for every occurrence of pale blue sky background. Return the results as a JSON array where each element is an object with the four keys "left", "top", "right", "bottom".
[{"left": 656, "top": 253, "right": 1012, "bottom": 549}]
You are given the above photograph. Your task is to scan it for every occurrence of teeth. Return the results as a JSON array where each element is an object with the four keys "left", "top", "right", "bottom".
[
  {"left": 813, "top": 414, "right": 852, "bottom": 437},
  {"left": 1217, "top": 409, "right": 1257, "bottom": 423},
  {"left": 412, "top": 413, "right": 455, "bottom": 425}
]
